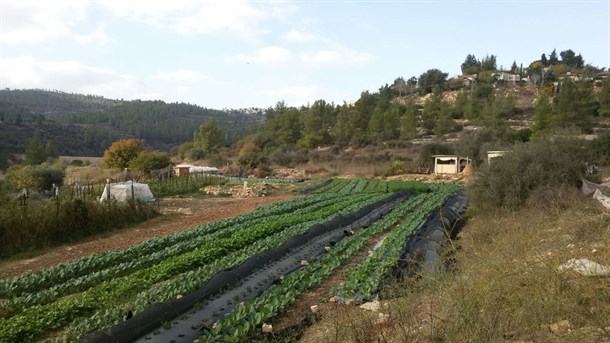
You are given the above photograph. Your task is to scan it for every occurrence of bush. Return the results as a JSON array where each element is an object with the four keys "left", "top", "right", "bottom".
[
  {"left": 468, "top": 137, "right": 591, "bottom": 210},
  {"left": 31, "top": 165, "right": 65, "bottom": 190},
  {"left": 188, "top": 148, "right": 206, "bottom": 161},
  {"left": 589, "top": 132, "right": 610, "bottom": 165},
  {"left": 7, "top": 165, "right": 65, "bottom": 191},
  {"left": 101, "top": 139, "right": 144, "bottom": 169},
  {"left": 129, "top": 151, "right": 171, "bottom": 173},
  {"left": 454, "top": 128, "right": 501, "bottom": 167},
  {"left": 383, "top": 160, "right": 405, "bottom": 177},
  {"left": 268, "top": 146, "right": 308, "bottom": 167}
]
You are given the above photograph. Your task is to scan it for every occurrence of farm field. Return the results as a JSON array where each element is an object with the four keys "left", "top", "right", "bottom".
[{"left": 0, "top": 178, "right": 465, "bottom": 342}]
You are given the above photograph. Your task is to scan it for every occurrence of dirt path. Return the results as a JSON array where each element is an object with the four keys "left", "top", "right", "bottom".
[{"left": 0, "top": 194, "right": 294, "bottom": 279}]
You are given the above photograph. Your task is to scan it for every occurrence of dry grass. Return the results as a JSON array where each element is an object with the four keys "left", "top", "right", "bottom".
[{"left": 301, "top": 191, "right": 610, "bottom": 343}]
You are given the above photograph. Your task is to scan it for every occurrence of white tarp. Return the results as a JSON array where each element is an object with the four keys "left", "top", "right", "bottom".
[
  {"left": 99, "top": 182, "right": 155, "bottom": 203},
  {"left": 593, "top": 189, "right": 610, "bottom": 209},
  {"left": 581, "top": 178, "right": 610, "bottom": 196},
  {"left": 175, "top": 164, "right": 219, "bottom": 173},
  {"left": 581, "top": 178, "right": 610, "bottom": 209}
]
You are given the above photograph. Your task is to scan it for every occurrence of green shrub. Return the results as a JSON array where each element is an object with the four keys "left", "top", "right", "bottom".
[
  {"left": 188, "top": 148, "right": 206, "bottom": 161},
  {"left": 7, "top": 165, "right": 65, "bottom": 191},
  {"left": 383, "top": 160, "right": 405, "bottom": 177},
  {"left": 454, "top": 128, "right": 499, "bottom": 167},
  {"left": 589, "top": 132, "right": 610, "bottom": 165},
  {"left": 129, "top": 151, "right": 171, "bottom": 173},
  {"left": 468, "top": 137, "right": 591, "bottom": 210},
  {"left": 269, "top": 146, "right": 309, "bottom": 167}
]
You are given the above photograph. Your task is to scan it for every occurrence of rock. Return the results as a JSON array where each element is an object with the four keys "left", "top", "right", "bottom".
[
  {"left": 262, "top": 323, "right": 273, "bottom": 333},
  {"left": 310, "top": 305, "right": 319, "bottom": 313},
  {"left": 324, "top": 246, "right": 331, "bottom": 252},
  {"left": 359, "top": 300, "right": 381, "bottom": 312},
  {"left": 345, "top": 298, "right": 356, "bottom": 306},
  {"left": 176, "top": 294, "right": 183, "bottom": 299},
  {"left": 375, "top": 313, "right": 390, "bottom": 325},
  {"left": 329, "top": 296, "right": 340, "bottom": 303},
  {"left": 548, "top": 319, "right": 572, "bottom": 333},
  {"left": 177, "top": 208, "right": 193, "bottom": 215},
  {"left": 558, "top": 258, "right": 610, "bottom": 276},
  {"left": 300, "top": 260, "right": 310, "bottom": 267}
]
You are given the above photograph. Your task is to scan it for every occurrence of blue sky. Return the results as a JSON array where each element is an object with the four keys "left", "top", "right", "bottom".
[{"left": 1, "top": 0, "right": 608, "bottom": 109}]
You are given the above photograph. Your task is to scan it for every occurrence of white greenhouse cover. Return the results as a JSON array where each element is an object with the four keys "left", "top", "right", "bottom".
[
  {"left": 175, "top": 164, "right": 219, "bottom": 173},
  {"left": 99, "top": 182, "right": 155, "bottom": 203}
]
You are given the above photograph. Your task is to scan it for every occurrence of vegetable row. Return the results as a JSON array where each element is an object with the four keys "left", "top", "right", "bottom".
[
  {"left": 200, "top": 192, "right": 431, "bottom": 342},
  {"left": 333, "top": 184, "right": 460, "bottom": 300},
  {"left": 0, "top": 193, "right": 349, "bottom": 297},
  {"left": 0, "top": 194, "right": 386, "bottom": 342}
]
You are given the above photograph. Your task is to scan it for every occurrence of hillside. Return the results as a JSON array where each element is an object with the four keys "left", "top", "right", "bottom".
[
  {"left": 0, "top": 89, "right": 121, "bottom": 118},
  {"left": 0, "top": 89, "right": 264, "bottom": 156}
]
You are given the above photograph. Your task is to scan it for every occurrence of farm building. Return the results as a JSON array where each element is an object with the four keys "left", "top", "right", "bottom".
[
  {"left": 174, "top": 165, "right": 220, "bottom": 177},
  {"left": 487, "top": 150, "right": 511, "bottom": 164},
  {"left": 433, "top": 155, "right": 471, "bottom": 174}
]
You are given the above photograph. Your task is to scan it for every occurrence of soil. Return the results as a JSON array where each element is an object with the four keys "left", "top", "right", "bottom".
[
  {"left": 0, "top": 194, "right": 294, "bottom": 279},
  {"left": 262, "top": 230, "right": 390, "bottom": 336}
]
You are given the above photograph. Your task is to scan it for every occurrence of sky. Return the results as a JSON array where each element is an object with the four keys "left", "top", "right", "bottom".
[{"left": 1, "top": 0, "right": 609, "bottom": 109}]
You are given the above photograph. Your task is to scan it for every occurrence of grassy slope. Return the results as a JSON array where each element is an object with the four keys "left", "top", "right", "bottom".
[{"left": 301, "top": 190, "right": 610, "bottom": 342}]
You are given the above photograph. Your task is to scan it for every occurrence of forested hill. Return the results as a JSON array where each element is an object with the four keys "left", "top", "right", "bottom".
[
  {"left": 62, "top": 100, "right": 264, "bottom": 148},
  {"left": 0, "top": 89, "right": 264, "bottom": 156},
  {"left": 0, "top": 89, "right": 121, "bottom": 119}
]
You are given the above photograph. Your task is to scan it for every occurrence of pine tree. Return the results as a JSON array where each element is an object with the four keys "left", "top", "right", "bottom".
[
  {"left": 194, "top": 119, "right": 224, "bottom": 153},
  {"left": 24, "top": 133, "right": 47, "bottom": 165},
  {"left": 422, "top": 87, "right": 443, "bottom": 131},
  {"left": 434, "top": 102, "right": 453, "bottom": 136},
  {"left": 44, "top": 140, "right": 58, "bottom": 160},
  {"left": 382, "top": 103, "right": 401, "bottom": 140},
  {"left": 599, "top": 78, "right": 610, "bottom": 117},
  {"left": 531, "top": 93, "right": 553, "bottom": 137},
  {"left": 549, "top": 49, "right": 559, "bottom": 65},
  {"left": 400, "top": 101, "right": 418, "bottom": 140},
  {"left": 554, "top": 78, "right": 596, "bottom": 132}
]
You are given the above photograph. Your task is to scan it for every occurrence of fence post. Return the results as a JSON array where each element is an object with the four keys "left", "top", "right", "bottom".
[
  {"left": 131, "top": 180, "right": 135, "bottom": 207},
  {"left": 19, "top": 188, "right": 28, "bottom": 248}
]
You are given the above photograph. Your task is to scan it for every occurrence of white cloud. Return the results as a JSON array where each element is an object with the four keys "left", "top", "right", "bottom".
[
  {"left": 284, "top": 29, "right": 316, "bottom": 42},
  {"left": 97, "top": 0, "right": 289, "bottom": 41},
  {"left": 96, "top": 0, "right": 190, "bottom": 22},
  {"left": 154, "top": 69, "right": 203, "bottom": 82},
  {"left": 0, "top": 0, "right": 88, "bottom": 44},
  {"left": 300, "top": 48, "right": 373, "bottom": 66},
  {"left": 225, "top": 46, "right": 293, "bottom": 64},
  {"left": 0, "top": 56, "right": 149, "bottom": 100},
  {"left": 74, "top": 24, "right": 112, "bottom": 46}
]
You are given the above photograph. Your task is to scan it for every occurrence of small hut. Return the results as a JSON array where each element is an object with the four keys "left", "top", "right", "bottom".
[
  {"left": 433, "top": 155, "right": 471, "bottom": 174},
  {"left": 174, "top": 166, "right": 190, "bottom": 177},
  {"left": 486, "top": 150, "right": 511, "bottom": 164}
]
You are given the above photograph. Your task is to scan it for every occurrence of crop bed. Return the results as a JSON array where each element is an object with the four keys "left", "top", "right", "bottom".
[{"left": 0, "top": 179, "right": 461, "bottom": 343}]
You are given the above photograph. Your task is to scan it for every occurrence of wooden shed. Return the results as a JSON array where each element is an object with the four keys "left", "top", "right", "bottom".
[
  {"left": 433, "top": 155, "right": 471, "bottom": 174},
  {"left": 174, "top": 166, "right": 190, "bottom": 177}
]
